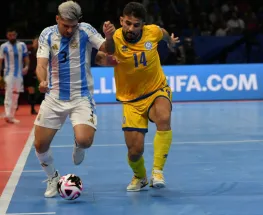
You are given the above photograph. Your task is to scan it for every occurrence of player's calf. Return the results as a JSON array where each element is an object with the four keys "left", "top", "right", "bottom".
[
  {"left": 73, "top": 129, "right": 95, "bottom": 165},
  {"left": 72, "top": 139, "right": 86, "bottom": 165}
]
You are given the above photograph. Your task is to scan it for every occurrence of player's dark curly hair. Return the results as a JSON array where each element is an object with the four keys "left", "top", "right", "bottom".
[
  {"left": 123, "top": 2, "right": 147, "bottom": 22},
  {"left": 6, "top": 27, "right": 17, "bottom": 33}
]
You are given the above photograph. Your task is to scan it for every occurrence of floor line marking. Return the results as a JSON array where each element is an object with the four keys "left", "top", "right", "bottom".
[
  {"left": 50, "top": 139, "right": 263, "bottom": 148},
  {"left": 0, "top": 128, "right": 35, "bottom": 215}
]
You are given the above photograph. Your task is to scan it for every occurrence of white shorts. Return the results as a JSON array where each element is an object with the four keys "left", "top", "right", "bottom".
[
  {"left": 4, "top": 76, "right": 24, "bottom": 93},
  {"left": 34, "top": 95, "right": 97, "bottom": 130}
]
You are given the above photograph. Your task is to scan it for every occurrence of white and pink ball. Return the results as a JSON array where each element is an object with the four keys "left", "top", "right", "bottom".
[{"left": 57, "top": 174, "right": 83, "bottom": 200}]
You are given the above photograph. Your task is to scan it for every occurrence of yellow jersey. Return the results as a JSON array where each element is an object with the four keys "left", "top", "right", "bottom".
[{"left": 113, "top": 24, "right": 167, "bottom": 102}]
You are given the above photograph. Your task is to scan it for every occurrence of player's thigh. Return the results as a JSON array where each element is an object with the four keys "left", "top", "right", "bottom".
[
  {"left": 13, "top": 78, "right": 23, "bottom": 93},
  {"left": 148, "top": 86, "right": 172, "bottom": 124},
  {"left": 34, "top": 96, "right": 68, "bottom": 130},
  {"left": 122, "top": 102, "right": 148, "bottom": 133},
  {"left": 69, "top": 98, "right": 97, "bottom": 145},
  {"left": 122, "top": 102, "right": 148, "bottom": 154},
  {"left": 4, "top": 76, "right": 14, "bottom": 92},
  {"left": 4, "top": 76, "right": 12, "bottom": 86}
]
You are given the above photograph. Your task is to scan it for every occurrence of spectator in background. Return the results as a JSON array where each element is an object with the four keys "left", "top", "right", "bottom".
[
  {"left": 243, "top": 6, "right": 258, "bottom": 32},
  {"left": 215, "top": 21, "right": 229, "bottom": 36},
  {"left": 209, "top": 6, "right": 223, "bottom": 26},
  {"left": 24, "top": 36, "right": 38, "bottom": 115},
  {"left": 226, "top": 11, "right": 245, "bottom": 35},
  {"left": 176, "top": 37, "right": 197, "bottom": 64},
  {"left": 221, "top": 1, "right": 238, "bottom": 14},
  {"left": 145, "top": 0, "right": 164, "bottom": 26},
  {"left": 256, "top": 4, "right": 263, "bottom": 32}
]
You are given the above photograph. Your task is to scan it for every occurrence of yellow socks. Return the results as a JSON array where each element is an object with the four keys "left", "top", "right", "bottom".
[
  {"left": 153, "top": 130, "right": 172, "bottom": 171},
  {"left": 127, "top": 156, "right": 146, "bottom": 178},
  {"left": 127, "top": 130, "right": 172, "bottom": 177}
]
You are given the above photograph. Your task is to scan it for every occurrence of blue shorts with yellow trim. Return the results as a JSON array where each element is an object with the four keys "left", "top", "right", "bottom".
[{"left": 122, "top": 86, "right": 172, "bottom": 133}]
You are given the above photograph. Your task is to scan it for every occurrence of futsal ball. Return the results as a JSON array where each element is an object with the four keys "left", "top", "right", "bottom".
[{"left": 57, "top": 174, "right": 83, "bottom": 200}]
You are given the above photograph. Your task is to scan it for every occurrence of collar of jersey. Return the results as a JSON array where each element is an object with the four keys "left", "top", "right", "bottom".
[
  {"left": 55, "top": 25, "right": 73, "bottom": 40},
  {"left": 8, "top": 41, "right": 17, "bottom": 45},
  {"left": 55, "top": 25, "right": 59, "bottom": 35}
]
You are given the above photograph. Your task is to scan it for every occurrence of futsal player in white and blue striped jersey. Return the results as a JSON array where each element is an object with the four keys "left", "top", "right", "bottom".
[
  {"left": 34, "top": 0, "right": 116, "bottom": 198},
  {"left": 0, "top": 28, "right": 30, "bottom": 123}
]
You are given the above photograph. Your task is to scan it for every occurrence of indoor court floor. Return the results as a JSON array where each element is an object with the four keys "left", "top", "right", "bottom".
[{"left": 1, "top": 101, "right": 263, "bottom": 215}]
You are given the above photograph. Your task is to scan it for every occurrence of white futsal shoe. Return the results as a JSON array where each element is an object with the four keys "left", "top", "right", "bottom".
[
  {"left": 44, "top": 170, "right": 60, "bottom": 198},
  {"left": 149, "top": 170, "right": 166, "bottom": 188},
  {"left": 72, "top": 141, "right": 85, "bottom": 165},
  {"left": 127, "top": 175, "right": 148, "bottom": 192},
  {"left": 4, "top": 117, "right": 20, "bottom": 124}
]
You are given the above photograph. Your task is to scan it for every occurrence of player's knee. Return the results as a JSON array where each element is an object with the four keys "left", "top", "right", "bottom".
[
  {"left": 129, "top": 152, "right": 143, "bottom": 162},
  {"left": 155, "top": 111, "right": 171, "bottom": 131},
  {"left": 34, "top": 127, "right": 54, "bottom": 153},
  {"left": 128, "top": 145, "right": 144, "bottom": 161},
  {"left": 34, "top": 139, "right": 50, "bottom": 154},
  {"left": 75, "top": 135, "right": 94, "bottom": 148}
]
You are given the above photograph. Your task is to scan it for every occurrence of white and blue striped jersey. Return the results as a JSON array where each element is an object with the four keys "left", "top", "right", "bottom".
[
  {"left": 37, "top": 23, "right": 105, "bottom": 100},
  {"left": 0, "top": 41, "right": 28, "bottom": 78}
]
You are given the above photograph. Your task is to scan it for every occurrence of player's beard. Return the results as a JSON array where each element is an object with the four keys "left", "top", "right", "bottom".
[
  {"left": 9, "top": 39, "right": 16, "bottom": 44},
  {"left": 126, "top": 31, "right": 136, "bottom": 39},
  {"left": 123, "top": 30, "right": 142, "bottom": 43}
]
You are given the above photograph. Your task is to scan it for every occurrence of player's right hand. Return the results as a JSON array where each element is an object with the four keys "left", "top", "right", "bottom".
[
  {"left": 39, "top": 81, "right": 49, "bottom": 93},
  {"left": 103, "top": 21, "right": 116, "bottom": 40},
  {"left": 168, "top": 33, "right": 180, "bottom": 52}
]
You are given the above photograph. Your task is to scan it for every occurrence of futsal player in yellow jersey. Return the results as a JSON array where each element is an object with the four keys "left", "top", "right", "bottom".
[{"left": 96, "top": 2, "right": 179, "bottom": 191}]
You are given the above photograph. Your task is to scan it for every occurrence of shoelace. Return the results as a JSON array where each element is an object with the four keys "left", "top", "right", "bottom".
[
  {"left": 42, "top": 177, "right": 54, "bottom": 184},
  {"left": 42, "top": 172, "right": 58, "bottom": 184},
  {"left": 153, "top": 173, "right": 164, "bottom": 180},
  {"left": 152, "top": 170, "right": 164, "bottom": 180}
]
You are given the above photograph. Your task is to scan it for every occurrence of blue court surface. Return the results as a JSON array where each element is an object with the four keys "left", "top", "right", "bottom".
[{"left": 1, "top": 101, "right": 263, "bottom": 215}]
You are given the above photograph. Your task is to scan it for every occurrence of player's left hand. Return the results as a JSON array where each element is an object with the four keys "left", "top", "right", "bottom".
[
  {"left": 103, "top": 21, "right": 116, "bottom": 40},
  {"left": 106, "top": 55, "right": 119, "bottom": 66},
  {"left": 22, "top": 66, "right": 28, "bottom": 75},
  {"left": 168, "top": 33, "right": 180, "bottom": 52}
]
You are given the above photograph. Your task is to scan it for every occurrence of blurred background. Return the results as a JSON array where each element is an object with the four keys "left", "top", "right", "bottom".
[{"left": 1, "top": 0, "right": 263, "bottom": 105}]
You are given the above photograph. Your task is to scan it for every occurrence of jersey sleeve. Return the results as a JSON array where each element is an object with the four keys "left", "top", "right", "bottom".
[
  {"left": 81, "top": 23, "right": 106, "bottom": 50},
  {"left": 0, "top": 44, "right": 4, "bottom": 59},
  {"left": 37, "top": 27, "right": 51, "bottom": 58},
  {"left": 150, "top": 25, "right": 163, "bottom": 42},
  {"left": 21, "top": 42, "right": 28, "bottom": 58}
]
